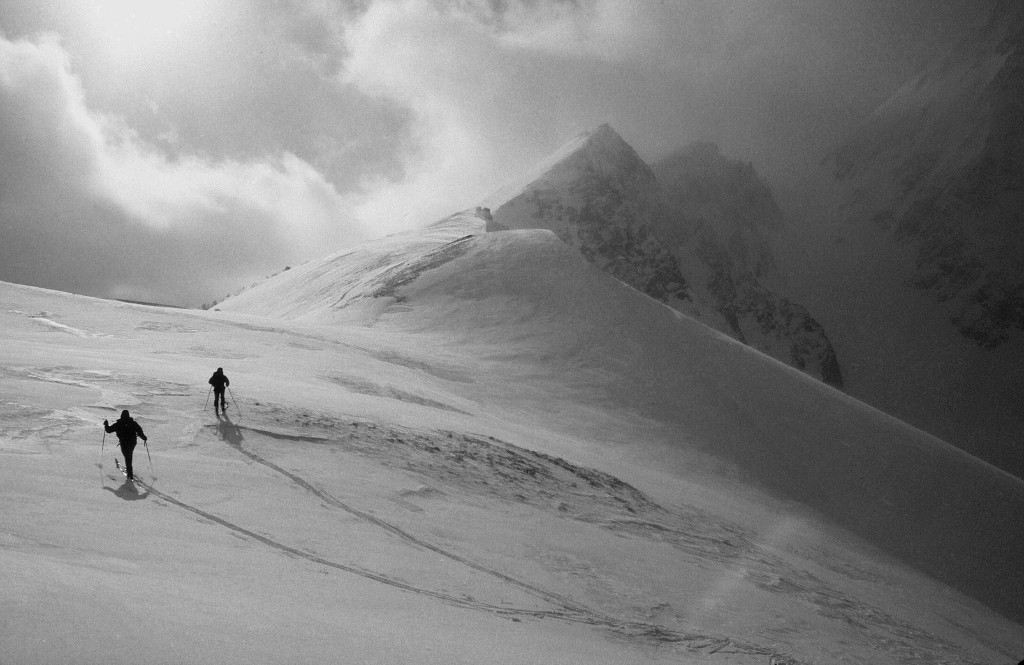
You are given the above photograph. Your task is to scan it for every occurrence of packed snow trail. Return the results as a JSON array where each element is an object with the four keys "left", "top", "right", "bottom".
[
  {"left": 114, "top": 415, "right": 798, "bottom": 662},
  {"left": 200, "top": 407, "right": 989, "bottom": 665},
  {"left": 134, "top": 472, "right": 789, "bottom": 661},
  {"left": 215, "top": 420, "right": 595, "bottom": 615}
]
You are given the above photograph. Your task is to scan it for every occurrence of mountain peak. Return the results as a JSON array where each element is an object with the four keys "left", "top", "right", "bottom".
[
  {"left": 481, "top": 128, "right": 842, "bottom": 388},
  {"left": 575, "top": 122, "right": 636, "bottom": 157},
  {"left": 584, "top": 122, "right": 627, "bottom": 149},
  {"left": 483, "top": 124, "right": 642, "bottom": 209},
  {"left": 557, "top": 122, "right": 630, "bottom": 157}
]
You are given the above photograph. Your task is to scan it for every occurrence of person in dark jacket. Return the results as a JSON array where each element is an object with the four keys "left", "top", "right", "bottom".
[
  {"left": 209, "top": 367, "right": 230, "bottom": 413},
  {"left": 104, "top": 410, "right": 147, "bottom": 480}
]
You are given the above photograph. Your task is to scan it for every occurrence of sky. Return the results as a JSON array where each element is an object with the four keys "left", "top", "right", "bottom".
[{"left": 0, "top": 0, "right": 987, "bottom": 306}]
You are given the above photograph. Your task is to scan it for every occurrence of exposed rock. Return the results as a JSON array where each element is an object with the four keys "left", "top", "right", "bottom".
[
  {"left": 485, "top": 125, "right": 842, "bottom": 387},
  {"left": 652, "top": 144, "right": 843, "bottom": 388}
]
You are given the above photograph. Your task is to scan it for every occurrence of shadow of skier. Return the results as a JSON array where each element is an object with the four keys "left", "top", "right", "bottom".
[
  {"left": 216, "top": 412, "right": 244, "bottom": 447},
  {"left": 104, "top": 478, "right": 150, "bottom": 501}
]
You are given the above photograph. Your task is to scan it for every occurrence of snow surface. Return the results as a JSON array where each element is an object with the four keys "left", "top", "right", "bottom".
[{"left": 2, "top": 210, "right": 1022, "bottom": 664}]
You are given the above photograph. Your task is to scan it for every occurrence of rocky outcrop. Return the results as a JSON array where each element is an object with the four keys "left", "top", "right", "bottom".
[
  {"left": 652, "top": 144, "right": 843, "bottom": 388},
  {"left": 484, "top": 124, "right": 692, "bottom": 311},
  {"left": 485, "top": 125, "right": 842, "bottom": 387}
]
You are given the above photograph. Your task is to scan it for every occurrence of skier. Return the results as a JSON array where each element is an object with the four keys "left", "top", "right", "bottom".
[
  {"left": 104, "top": 410, "right": 147, "bottom": 480},
  {"left": 209, "top": 367, "right": 230, "bottom": 413}
]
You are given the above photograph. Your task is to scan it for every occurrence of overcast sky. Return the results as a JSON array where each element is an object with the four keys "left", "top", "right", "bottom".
[{"left": 0, "top": 0, "right": 986, "bottom": 306}]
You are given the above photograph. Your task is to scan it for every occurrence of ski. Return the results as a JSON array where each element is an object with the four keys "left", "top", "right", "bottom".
[{"left": 114, "top": 458, "right": 138, "bottom": 482}]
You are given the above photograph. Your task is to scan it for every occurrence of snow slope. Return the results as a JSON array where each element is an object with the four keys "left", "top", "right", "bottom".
[{"left": 2, "top": 209, "right": 1022, "bottom": 664}]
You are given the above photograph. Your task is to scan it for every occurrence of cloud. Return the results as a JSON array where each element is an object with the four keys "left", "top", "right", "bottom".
[
  {"left": 339, "top": 1, "right": 516, "bottom": 232},
  {"left": 340, "top": 0, "right": 622, "bottom": 233},
  {"left": 0, "top": 33, "right": 364, "bottom": 306},
  {"left": 337, "top": 0, "right": 983, "bottom": 222},
  {"left": 0, "top": 0, "right": 988, "bottom": 303},
  {"left": 336, "top": 0, "right": 832, "bottom": 233}
]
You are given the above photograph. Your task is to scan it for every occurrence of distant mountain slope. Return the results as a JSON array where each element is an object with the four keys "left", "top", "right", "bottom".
[
  {"left": 651, "top": 143, "right": 843, "bottom": 387},
  {"left": 482, "top": 124, "right": 842, "bottom": 387},
  {"left": 828, "top": 0, "right": 1024, "bottom": 348},
  {"left": 785, "top": 0, "right": 1024, "bottom": 478},
  {"left": 219, "top": 209, "right": 1024, "bottom": 624},
  {"left": 652, "top": 142, "right": 786, "bottom": 280},
  {"left": 483, "top": 125, "right": 692, "bottom": 311}
]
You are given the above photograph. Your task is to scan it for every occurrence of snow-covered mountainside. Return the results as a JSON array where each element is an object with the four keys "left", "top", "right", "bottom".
[
  {"left": 652, "top": 142, "right": 787, "bottom": 281},
  {"left": 828, "top": 1, "right": 1023, "bottom": 347},
  {"left": 784, "top": 0, "right": 1024, "bottom": 478},
  {"left": 222, "top": 209, "right": 1024, "bottom": 623},
  {"left": 2, "top": 209, "right": 1022, "bottom": 663},
  {"left": 483, "top": 125, "right": 692, "bottom": 311},
  {"left": 482, "top": 124, "right": 842, "bottom": 387},
  {"left": 652, "top": 143, "right": 843, "bottom": 388}
]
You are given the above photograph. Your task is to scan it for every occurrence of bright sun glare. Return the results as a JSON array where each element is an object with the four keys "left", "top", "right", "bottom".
[{"left": 85, "top": 0, "right": 209, "bottom": 53}]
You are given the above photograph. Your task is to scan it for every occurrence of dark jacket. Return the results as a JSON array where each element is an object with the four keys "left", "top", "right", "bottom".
[
  {"left": 105, "top": 417, "right": 147, "bottom": 446},
  {"left": 209, "top": 371, "right": 230, "bottom": 392}
]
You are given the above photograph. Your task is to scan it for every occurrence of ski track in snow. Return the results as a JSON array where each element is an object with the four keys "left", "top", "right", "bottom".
[
  {"left": 120, "top": 415, "right": 793, "bottom": 663},
  {"left": 87, "top": 389, "right": 973, "bottom": 665},
  {"left": 1, "top": 343, "right": 1000, "bottom": 663},
  {"left": 81, "top": 393, "right": 792, "bottom": 662},
  {"left": 230, "top": 409, "right": 988, "bottom": 665}
]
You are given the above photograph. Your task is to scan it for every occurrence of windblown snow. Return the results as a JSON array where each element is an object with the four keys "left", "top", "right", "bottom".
[{"left": 1, "top": 210, "right": 1021, "bottom": 664}]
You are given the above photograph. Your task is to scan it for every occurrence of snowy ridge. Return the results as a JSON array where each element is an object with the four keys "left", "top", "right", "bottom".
[
  {"left": 482, "top": 124, "right": 843, "bottom": 387},
  {"left": 220, "top": 211, "right": 488, "bottom": 323},
  {"left": 220, "top": 210, "right": 1024, "bottom": 627}
]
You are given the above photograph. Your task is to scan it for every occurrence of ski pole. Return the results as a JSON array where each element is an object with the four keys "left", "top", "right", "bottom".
[
  {"left": 205, "top": 386, "right": 212, "bottom": 410},
  {"left": 228, "top": 386, "right": 242, "bottom": 417},
  {"left": 99, "top": 429, "right": 106, "bottom": 483},
  {"left": 144, "top": 439, "right": 154, "bottom": 476}
]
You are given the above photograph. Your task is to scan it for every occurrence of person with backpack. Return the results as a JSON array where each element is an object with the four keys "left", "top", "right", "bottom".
[
  {"left": 104, "top": 410, "right": 148, "bottom": 480},
  {"left": 209, "top": 367, "right": 230, "bottom": 413}
]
